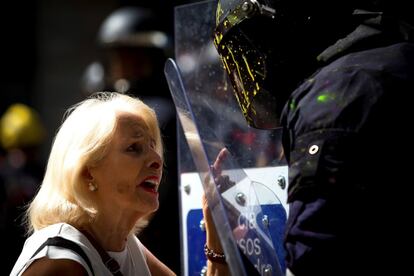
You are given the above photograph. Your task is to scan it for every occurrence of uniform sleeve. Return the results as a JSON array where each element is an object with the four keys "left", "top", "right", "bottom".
[{"left": 282, "top": 42, "right": 414, "bottom": 275}]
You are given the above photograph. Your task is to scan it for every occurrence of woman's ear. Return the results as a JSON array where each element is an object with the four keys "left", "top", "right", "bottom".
[
  {"left": 82, "top": 165, "right": 99, "bottom": 192},
  {"left": 81, "top": 165, "right": 94, "bottom": 182}
]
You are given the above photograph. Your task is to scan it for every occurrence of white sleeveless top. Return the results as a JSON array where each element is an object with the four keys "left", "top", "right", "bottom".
[{"left": 10, "top": 223, "right": 151, "bottom": 276}]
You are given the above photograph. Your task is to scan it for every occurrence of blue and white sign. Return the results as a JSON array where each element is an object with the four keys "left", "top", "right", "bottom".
[{"left": 180, "top": 166, "right": 288, "bottom": 276}]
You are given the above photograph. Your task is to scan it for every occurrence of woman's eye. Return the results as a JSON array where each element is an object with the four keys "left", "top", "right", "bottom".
[{"left": 127, "top": 143, "right": 143, "bottom": 154}]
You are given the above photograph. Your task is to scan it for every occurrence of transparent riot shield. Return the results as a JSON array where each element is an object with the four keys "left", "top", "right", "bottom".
[{"left": 166, "top": 1, "right": 288, "bottom": 275}]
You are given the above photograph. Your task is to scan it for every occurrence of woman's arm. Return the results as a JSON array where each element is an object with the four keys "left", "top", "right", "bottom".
[
  {"left": 22, "top": 258, "right": 88, "bottom": 276},
  {"left": 203, "top": 148, "right": 231, "bottom": 276},
  {"left": 144, "top": 246, "right": 176, "bottom": 276},
  {"left": 202, "top": 194, "right": 230, "bottom": 276}
]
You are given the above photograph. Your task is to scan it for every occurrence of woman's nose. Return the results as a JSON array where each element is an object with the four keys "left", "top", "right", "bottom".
[
  {"left": 150, "top": 160, "right": 161, "bottom": 169},
  {"left": 147, "top": 150, "right": 162, "bottom": 170}
]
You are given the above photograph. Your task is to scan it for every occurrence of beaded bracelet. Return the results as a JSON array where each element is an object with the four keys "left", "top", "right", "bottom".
[{"left": 204, "top": 244, "right": 227, "bottom": 264}]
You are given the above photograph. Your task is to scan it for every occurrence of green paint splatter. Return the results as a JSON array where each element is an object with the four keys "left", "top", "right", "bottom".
[
  {"left": 289, "top": 99, "right": 297, "bottom": 111},
  {"left": 317, "top": 93, "right": 335, "bottom": 103}
]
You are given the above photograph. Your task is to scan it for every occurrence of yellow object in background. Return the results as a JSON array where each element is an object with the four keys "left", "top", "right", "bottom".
[{"left": 0, "top": 103, "right": 45, "bottom": 149}]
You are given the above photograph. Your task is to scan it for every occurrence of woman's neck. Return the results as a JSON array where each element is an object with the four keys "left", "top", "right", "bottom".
[{"left": 82, "top": 211, "right": 140, "bottom": 252}]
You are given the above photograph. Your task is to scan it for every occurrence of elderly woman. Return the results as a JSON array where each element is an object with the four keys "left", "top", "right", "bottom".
[{"left": 10, "top": 92, "right": 176, "bottom": 276}]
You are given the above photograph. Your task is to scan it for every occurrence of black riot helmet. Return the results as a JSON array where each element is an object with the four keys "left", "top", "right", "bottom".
[
  {"left": 213, "top": 0, "right": 383, "bottom": 129},
  {"left": 98, "top": 6, "right": 171, "bottom": 50},
  {"left": 97, "top": 6, "right": 172, "bottom": 94}
]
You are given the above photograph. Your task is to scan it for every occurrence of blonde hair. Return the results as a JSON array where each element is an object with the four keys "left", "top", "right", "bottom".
[{"left": 26, "top": 92, "right": 163, "bottom": 234}]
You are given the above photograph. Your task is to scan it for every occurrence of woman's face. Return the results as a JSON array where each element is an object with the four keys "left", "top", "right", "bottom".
[{"left": 90, "top": 112, "right": 163, "bottom": 217}]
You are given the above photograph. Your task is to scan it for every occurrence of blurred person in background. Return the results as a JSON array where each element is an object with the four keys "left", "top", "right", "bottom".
[
  {"left": 0, "top": 103, "right": 46, "bottom": 275},
  {"left": 81, "top": 6, "right": 179, "bottom": 273}
]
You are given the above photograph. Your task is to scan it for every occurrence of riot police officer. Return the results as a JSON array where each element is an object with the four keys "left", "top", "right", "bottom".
[{"left": 211, "top": 0, "right": 413, "bottom": 275}]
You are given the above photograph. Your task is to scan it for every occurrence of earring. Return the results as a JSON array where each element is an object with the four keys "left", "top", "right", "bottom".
[{"left": 88, "top": 182, "right": 97, "bottom": 192}]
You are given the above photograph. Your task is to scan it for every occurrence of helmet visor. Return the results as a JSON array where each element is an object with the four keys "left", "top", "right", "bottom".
[{"left": 215, "top": 27, "right": 279, "bottom": 129}]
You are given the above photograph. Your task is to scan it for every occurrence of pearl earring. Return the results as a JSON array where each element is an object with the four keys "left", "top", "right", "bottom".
[{"left": 88, "top": 182, "right": 97, "bottom": 192}]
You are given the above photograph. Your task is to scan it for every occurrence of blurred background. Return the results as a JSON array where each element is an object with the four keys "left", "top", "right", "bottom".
[{"left": 0, "top": 0, "right": 200, "bottom": 274}]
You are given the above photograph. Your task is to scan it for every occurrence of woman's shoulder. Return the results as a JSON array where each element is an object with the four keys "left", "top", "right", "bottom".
[
  {"left": 23, "top": 223, "right": 85, "bottom": 250},
  {"left": 31, "top": 223, "right": 67, "bottom": 237},
  {"left": 127, "top": 234, "right": 152, "bottom": 275},
  {"left": 127, "top": 234, "right": 145, "bottom": 256},
  {"left": 17, "top": 223, "right": 68, "bottom": 255},
  {"left": 10, "top": 223, "right": 97, "bottom": 276}
]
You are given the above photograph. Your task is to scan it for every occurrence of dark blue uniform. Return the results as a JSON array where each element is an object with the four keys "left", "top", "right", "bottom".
[{"left": 282, "top": 14, "right": 414, "bottom": 275}]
